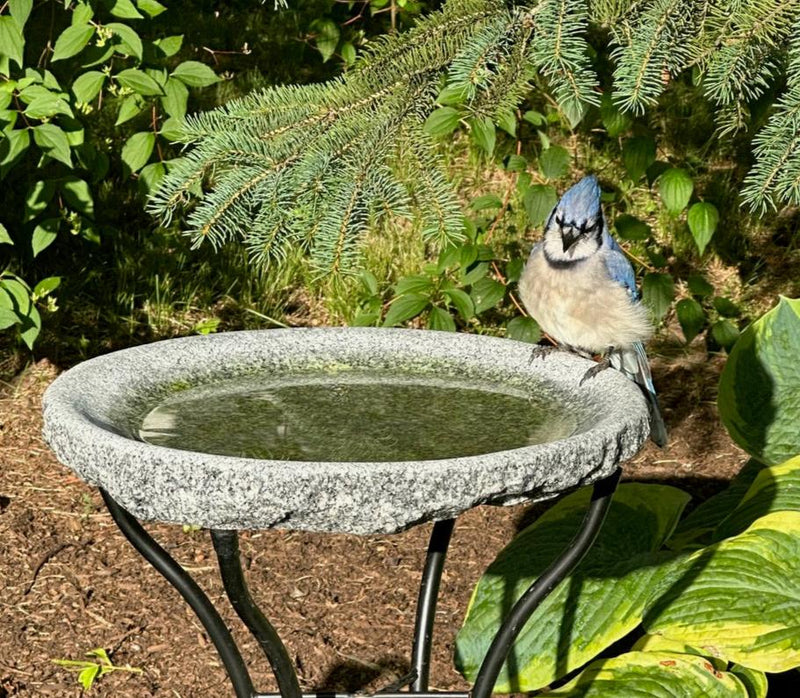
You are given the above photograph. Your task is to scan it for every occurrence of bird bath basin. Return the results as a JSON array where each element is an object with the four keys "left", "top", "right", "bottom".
[{"left": 41, "top": 328, "right": 651, "bottom": 698}]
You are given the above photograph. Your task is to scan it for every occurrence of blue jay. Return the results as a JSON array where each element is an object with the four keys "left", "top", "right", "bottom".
[{"left": 518, "top": 175, "right": 668, "bottom": 447}]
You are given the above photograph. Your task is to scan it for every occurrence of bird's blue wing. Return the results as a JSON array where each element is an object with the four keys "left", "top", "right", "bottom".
[{"left": 601, "top": 228, "right": 638, "bottom": 300}]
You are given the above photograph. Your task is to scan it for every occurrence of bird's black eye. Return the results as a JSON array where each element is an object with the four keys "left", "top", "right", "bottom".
[{"left": 555, "top": 214, "right": 564, "bottom": 226}]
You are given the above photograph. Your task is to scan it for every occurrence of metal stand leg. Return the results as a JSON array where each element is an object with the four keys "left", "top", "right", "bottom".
[
  {"left": 410, "top": 519, "right": 455, "bottom": 692},
  {"left": 470, "top": 468, "right": 622, "bottom": 698},
  {"left": 100, "top": 490, "right": 256, "bottom": 698},
  {"left": 212, "top": 530, "right": 302, "bottom": 698}
]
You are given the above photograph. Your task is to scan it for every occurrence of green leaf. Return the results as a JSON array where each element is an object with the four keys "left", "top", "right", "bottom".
[
  {"left": 539, "top": 145, "right": 570, "bottom": 180},
  {"left": 24, "top": 180, "right": 56, "bottom": 222},
  {"left": 171, "top": 60, "right": 220, "bottom": 88},
  {"left": 423, "top": 107, "right": 460, "bottom": 137},
  {"left": 383, "top": 293, "right": 429, "bottom": 326},
  {"left": 22, "top": 90, "right": 73, "bottom": 119},
  {"left": 687, "top": 202, "right": 719, "bottom": 255},
  {"left": 33, "top": 276, "right": 61, "bottom": 298},
  {"left": 137, "top": 0, "right": 168, "bottom": 17},
  {"left": 71, "top": 1, "right": 94, "bottom": 25},
  {"left": 161, "top": 77, "right": 189, "bottom": 119},
  {"left": 32, "top": 217, "right": 60, "bottom": 257},
  {"left": 0, "top": 223, "right": 12, "bottom": 245},
  {"left": 548, "top": 651, "right": 750, "bottom": 697},
  {"left": 712, "top": 318, "right": 740, "bottom": 351},
  {"left": 0, "top": 277, "right": 31, "bottom": 314},
  {"left": 9, "top": 0, "right": 33, "bottom": 30},
  {"left": 523, "top": 184, "right": 557, "bottom": 227},
  {"left": 714, "top": 454, "right": 800, "bottom": 540},
  {"left": 340, "top": 41, "right": 356, "bottom": 66},
  {"left": 669, "top": 459, "right": 765, "bottom": 551},
  {"left": 159, "top": 115, "right": 184, "bottom": 141},
  {"left": 495, "top": 108, "right": 516, "bottom": 137},
  {"left": 676, "top": 298, "right": 705, "bottom": 344},
  {"left": 523, "top": 110, "right": 545, "bottom": 126},
  {"left": 470, "top": 277, "right": 505, "bottom": 314},
  {"left": 51, "top": 23, "right": 94, "bottom": 62},
  {"left": 0, "top": 16, "right": 24, "bottom": 68},
  {"left": 642, "top": 272, "right": 675, "bottom": 323},
  {"left": 116, "top": 68, "right": 164, "bottom": 96},
  {"left": 659, "top": 168, "right": 694, "bottom": 215},
  {"left": 506, "top": 316, "right": 541, "bottom": 343},
  {"left": 718, "top": 298, "right": 800, "bottom": 464},
  {"left": 455, "top": 484, "right": 690, "bottom": 692},
  {"left": 505, "top": 258, "right": 523, "bottom": 284},
  {"left": 645, "top": 511, "right": 800, "bottom": 672},
  {"left": 394, "top": 274, "right": 433, "bottom": 296},
  {"left": 0, "top": 128, "right": 30, "bottom": 176},
  {"left": 469, "top": 117, "right": 495, "bottom": 155},
  {"left": 153, "top": 34, "right": 182, "bottom": 58},
  {"left": 61, "top": 177, "right": 94, "bottom": 218},
  {"left": 115, "top": 93, "right": 147, "bottom": 125},
  {"left": 437, "top": 84, "right": 470, "bottom": 106},
  {"left": 110, "top": 0, "right": 144, "bottom": 19},
  {"left": 309, "top": 18, "right": 340, "bottom": 63},
  {"left": 0, "top": 307, "right": 20, "bottom": 330},
  {"left": 730, "top": 664, "right": 768, "bottom": 698},
  {"left": 427, "top": 305, "right": 456, "bottom": 332},
  {"left": 622, "top": 136, "right": 656, "bottom": 182},
  {"left": 713, "top": 296, "right": 740, "bottom": 318},
  {"left": 72, "top": 71, "right": 106, "bottom": 103},
  {"left": 470, "top": 194, "right": 502, "bottom": 211},
  {"left": 688, "top": 274, "right": 714, "bottom": 297},
  {"left": 78, "top": 664, "right": 100, "bottom": 691},
  {"left": 33, "top": 124, "right": 72, "bottom": 166},
  {"left": 138, "top": 161, "right": 166, "bottom": 194},
  {"left": 121, "top": 131, "right": 155, "bottom": 174},
  {"left": 443, "top": 288, "right": 474, "bottom": 320},
  {"left": 461, "top": 262, "right": 488, "bottom": 286},
  {"left": 614, "top": 214, "right": 651, "bottom": 241},
  {"left": 600, "top": 92, "right": 633, "bottom": 137},
  {"left": 505, "top": 154, "right": 527, "bottom": 172},
  {"left": 108, "top": 22, "right": 143, "bottom": 60}
]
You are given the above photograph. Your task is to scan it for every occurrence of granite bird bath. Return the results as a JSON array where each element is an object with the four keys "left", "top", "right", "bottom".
[{"left": 42, "top": 328, "right": 651, "bottom": 698}]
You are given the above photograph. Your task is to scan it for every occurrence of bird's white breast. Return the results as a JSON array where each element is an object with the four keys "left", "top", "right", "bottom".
[{"left": 518, "top": 249, "right": 652, "bottom": 353}]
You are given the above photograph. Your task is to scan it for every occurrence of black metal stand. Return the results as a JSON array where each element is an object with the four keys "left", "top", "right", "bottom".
[{"left": 100, "top": 468, "right": 620, "bottom": 698}]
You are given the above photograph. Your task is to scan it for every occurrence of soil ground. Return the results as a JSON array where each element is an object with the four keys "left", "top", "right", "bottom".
[{"left": 0, "top": 345, "right": 747, "bottom": 698}]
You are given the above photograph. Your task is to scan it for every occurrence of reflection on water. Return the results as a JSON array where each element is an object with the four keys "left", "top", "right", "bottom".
[{"left": 139, "top": 371, "right": 575, "bottom": 462}]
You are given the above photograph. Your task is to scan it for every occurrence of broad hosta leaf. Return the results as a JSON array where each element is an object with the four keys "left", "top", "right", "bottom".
[
  {"left": 423, "top": 107, "right": 460, "bottom": 137},
  {"left": 523, "top": 184, "right": 557, "bottom": 227},
  {"left": 717, "top": 297, "right": 800, "bottom": 464},
  {"left": 171, "top": 60, "right": 220, "bottom": 88},
  {"left": 505, "top": 316, "right": 541, "bottom": 343},
  {"left": 455, "top": 484, "right": 690, "bottom": 692},
  {"left": 645, "top": 511, "right": 800, "bottom": 672},
  {"left": 714, "top": 455, "right": 800, "bottom": 540},
  {"left": 669, "top": 459, "right": 765, "bottom": 551},
  {"left": 642, "top": 272, "right": 675, "bottom": 323},
  {"left": 676, "top": 298, "right": 706, "bottom": 344},
  {"left": 548, "top": 651, "right": 750, "bottom": 697},
  {"left": 687, "top": 202, "right": 719, "bottom": 255},
  {"left": 539, "top": 145, "right": 571, "bottom": 180},
  {"left": 730, "top": 664, "right": 768, "bottom": 698},
  {"left": 383, "top": 293, "right": 429, "bottom": 326},
  {"left": 51, "top": 23, "right": 95, "bottom": 62},
  {"left": 622, "top": 136, "right": 656, "bottom": 182},
  {"left": 659, "top": 168, "right": 694, "bottom": 215}
]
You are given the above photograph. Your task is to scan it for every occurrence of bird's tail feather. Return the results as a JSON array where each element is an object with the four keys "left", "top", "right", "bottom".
[{"left": 609, "top": 343, "right": 667, "bottom": 448}]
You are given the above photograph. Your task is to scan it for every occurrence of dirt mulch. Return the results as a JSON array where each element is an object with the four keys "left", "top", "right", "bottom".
[{"left": 0, "top": 352, "right": 745, "bottom": 697}]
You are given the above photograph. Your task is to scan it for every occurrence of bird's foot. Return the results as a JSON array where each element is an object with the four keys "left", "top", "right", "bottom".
[
  {"left": 528, "top": 333, "right": 561, "bottom": 363},
  {"left": 579, "top": 349, "right": 614, "bottom": 386}
]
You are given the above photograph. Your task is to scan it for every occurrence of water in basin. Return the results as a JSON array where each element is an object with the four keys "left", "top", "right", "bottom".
[{"left": 138, "top": 370, "right": 576, "bottom": 462}]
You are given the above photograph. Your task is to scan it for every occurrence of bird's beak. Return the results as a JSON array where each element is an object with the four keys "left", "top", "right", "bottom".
[{"left": 562, "top": 228, "right": 580, "bottom": 253}]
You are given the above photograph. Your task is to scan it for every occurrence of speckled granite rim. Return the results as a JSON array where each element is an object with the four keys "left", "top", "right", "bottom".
[{"left": 42, "top": 328, "right": 650, "bottom": 534}]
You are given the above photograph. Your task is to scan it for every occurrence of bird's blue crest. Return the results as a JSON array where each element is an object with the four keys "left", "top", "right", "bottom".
[{"left": 555, "top": 175, "right": 601, "bottom": 225}]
